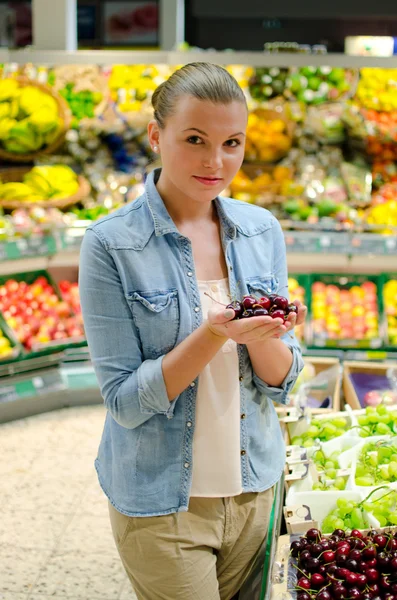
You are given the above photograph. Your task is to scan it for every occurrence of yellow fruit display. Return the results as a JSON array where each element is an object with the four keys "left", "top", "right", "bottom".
[
  {"left": 230, "top": 166, "right": 295, "bottom": 203},
  {"left": 0, "top": 330, "right": 13, "bottom": 358},
  {"left": 384, "top": 279, "right": 397, "bottom": 345},
  {"left": 245, "top": 111, "right": 292, "bottom": 163},
  {"left": 356, "top": 68, "right": 397, "bottom": 112},
  {"left": 366, "top": 200, "right": 397, "bottom": 234},
  {"left": 109, "top": 64, "right": 173, "bottom": 111},
  {"left": 288, "top": 277, "right": 306, "bottom": 341},
  {"left": 0, "top": 79, "right": 64, "bottom": 155},
  {"left": 0, "top": 165, "right": 79, "bottom": 204}
]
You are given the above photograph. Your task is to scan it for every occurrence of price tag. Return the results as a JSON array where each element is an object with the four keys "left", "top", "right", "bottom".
[{"left": 3, "top": 236, "right": 56, "bottom": 260}]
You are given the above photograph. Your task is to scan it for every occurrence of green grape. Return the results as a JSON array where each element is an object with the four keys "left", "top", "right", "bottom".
[
  {"left": 314, "top": 450, "right": 325, "bottom": 463},
  {"left": 356, "top": 465, "right": 368, "bottom": 477},
  {"left": 334, "top": 477, "right": 346, "bottom": 490},
  {"left": 312, "top": 482, "right": 322, "bottom": 490},
  {"left": 344, "top": 517, "right": 353, "bottom": 529},
  {"left": 368, "top": 414, "right": 380, "bottom": 424},
  {"left": 389, "top": 461, "right": 397, "bottom": 478},
  {"left": 358, "top": 415, "right": 369, "bottom": 426},
  {"left": 356, "top": 476, "right": 375, "bottom": 486},
  {"left": 322, "top": 423, "right": 337, "bottom": 437},
  {"left": 303, "top": 439, "right": 315, "bottom": 448},
  {"left": 325, "top": 469, "right": 337, "bottom": 479},
  {"left": 366, "top": 406, "right": 376, "bottom": 414},
  {"left": 325, "top": 460, "right": 335, "bottom": 470},
  {"left": 351, "top": 507, "right": 365, "bottom": 529},
  {"left": 334, "top": 429, "right": 344, "bottom": 438},
  {"left": 379, "top": 464, "right": 391, "bottom": 480},
  {"left": 337, "top": 497, "right": 349, "bottom": 509},
  {"left": 291, "top": 436, "right": 303, "bottom": 446},
  {"left": 359, "top": 429, "right": 370, "bottom": 438},
  {"left": 369, "top": 453, "right": 379, "bottom": 467},
  {"left": 376, "top": 404, "right": 388, "bottom": 415},
  {"left": 332, "top": 418, "right": 348, "bottom": 428},
  {"left": 373, "top": 512, "right": 388, "bottom": 526},
  {"left": 306, "top": 425, "right": 320, "bottom": 438},
  {"left": 387, "top": 512, "right": 397, "bottom": 525},
  {"left": 334, "top": 517, "right": 345, "bottom": 529},
  {"left": 376, "top": 423, "right": 391, "bottom": 435},
  {"left": 378, "top": 414, "right": 392, "bottom": 425}
]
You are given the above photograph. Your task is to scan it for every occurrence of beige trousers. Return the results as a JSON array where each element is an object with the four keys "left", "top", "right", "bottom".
[{"left": 108, "top": 488, "right": 274, "bottom": 600}]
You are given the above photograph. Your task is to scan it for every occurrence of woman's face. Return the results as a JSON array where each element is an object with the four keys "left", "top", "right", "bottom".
[{"left": 149, "top": 95, "right": 247, "bottom": 203}]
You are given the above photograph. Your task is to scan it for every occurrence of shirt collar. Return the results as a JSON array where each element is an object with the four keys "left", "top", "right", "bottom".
[{"left": 145, "top": 168, "right": 237, "bottom": 240}]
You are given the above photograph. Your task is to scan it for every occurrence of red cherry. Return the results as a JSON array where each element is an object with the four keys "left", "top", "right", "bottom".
[
  {"left": 272, "top": 295, "right": 289, "bottom": 310},
  {"left": 259, "top": 296, "right": 272, "bottom": 310},
  {"left": 297, "top": 577, "right": 311, "bottom": 590},
  {"left": 355, "top": 574, "right": 367, "bottom": 589},
  {"left": 316, "top": 590, "right": 332, "bottom": 600},
  {"left": 373, "top": 534, "right": 388, "bottom": 549},
  {"left": 366, "top": 568, "right": 379, "bottom": 583},
  {"left": 351, "top": 529, "right": 364, "bottom": 540},
  {"left": 348, "top": 588, "right": 362, "bottom": 600},
  {"left": 346, "top": 572, "right": 358, "bottom": 586},
  {"left": 270, "top": 308, "right": 287, "bottom": 321},
  {"left": 242, "top": 296, "right": 257, "bottom": 309},
  {"left": 311, "top": 573, "right": 326, "bottom": 587},
  {"left": 322, "top": 550, "right": 336, "bottom": 563},
  {"left": 306, "top": 528, "right": 321, "bottom": 542}
]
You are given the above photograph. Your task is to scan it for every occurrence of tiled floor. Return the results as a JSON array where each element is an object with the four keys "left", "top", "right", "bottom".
[{"left": 0, "top": 404, "right": 138, "bottom": 600}]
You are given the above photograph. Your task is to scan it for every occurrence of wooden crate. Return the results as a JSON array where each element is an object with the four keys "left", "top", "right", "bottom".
[
  {"left": 276, "top": 356, "right": 341, "bottom": 416},
  {"left": 343, "top": 360, "right": 396, "bottom": 410}
]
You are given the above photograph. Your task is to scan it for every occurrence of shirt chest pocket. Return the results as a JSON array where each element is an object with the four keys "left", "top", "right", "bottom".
[
  {"left": 126, "top": 289, "right": 180, "bottom": 359},
  {"left": 245, "top": 275, "right": 279, "bottom": 299}
]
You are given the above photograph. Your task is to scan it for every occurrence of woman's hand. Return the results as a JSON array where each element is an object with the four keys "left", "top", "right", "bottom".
[{"left": 207, "top": 299, "right": 308, "bottom": 343}]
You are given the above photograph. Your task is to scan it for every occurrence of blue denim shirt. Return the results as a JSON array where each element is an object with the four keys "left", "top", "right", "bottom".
[{"left": 79, "top": 169, "right": 304, "bottom": 517}]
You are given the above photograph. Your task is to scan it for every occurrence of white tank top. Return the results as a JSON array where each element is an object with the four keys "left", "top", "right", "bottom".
[{"left": 190, "top": 278, "right": 243, "bottom": 498}]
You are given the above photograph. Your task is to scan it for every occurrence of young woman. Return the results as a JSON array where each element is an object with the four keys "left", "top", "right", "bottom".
[{"left": 79, "top": 62, "right": 306, "bottom": 600}]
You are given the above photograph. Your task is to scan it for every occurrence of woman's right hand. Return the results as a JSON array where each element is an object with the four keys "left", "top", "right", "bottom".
[{"left": 207, "top": 305, "right": 288, "bottom": 345}]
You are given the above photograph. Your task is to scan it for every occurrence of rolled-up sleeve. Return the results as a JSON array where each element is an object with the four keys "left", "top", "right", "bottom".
[
  {"left": 252, "top": 218, "right": 304, "bottom": 405},
  {"left": 79, "top": 229, "right": 178, "bottom": 429}
]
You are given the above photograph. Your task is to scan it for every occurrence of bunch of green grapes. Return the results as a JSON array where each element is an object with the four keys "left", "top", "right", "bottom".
[
  {"left": 357, "top": 403, "right": 397, "bottom": 438},
  {"left": 291, "top": 416, "right": 349, "bottom": 448},
  {"left": 312, "top": 449, "right": 347, "bottom": 491},
  {"left": 322, "top": 497, "right": 369, "bottom": 533},
  {"left": 355, "top": 438, "right": 397, "bottom": 487},
  {"left": 362, "top": 487, "right": 397, "bottom": 527}
]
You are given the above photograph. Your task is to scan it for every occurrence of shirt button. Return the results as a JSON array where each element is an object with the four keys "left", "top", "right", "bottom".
[
  {"left": 187, "top": 271, "right": 193, "bottom": 277},
  {"left": 184, "top": 462, "right": 190, "bottom": 468},
  {"left": 241, "top": 450, "right": 246, "bottom": 456},
  {"left": 194, "top": 306, "right": 200, "bottom": 313},
  {"left": 239, "top": 376, "right": 243, "bottom": 382},
  {"left": 211, "top": 284, "right": 218, "bottom": 293},
  {"left": 187, "top": 421, "right": 192, "bottom": 427},
  {"left": 190, "top": 382, "right": 196, "bottom": 388},
  {"left": 241, "top": 413, "right": 246, "bottom": 420}
]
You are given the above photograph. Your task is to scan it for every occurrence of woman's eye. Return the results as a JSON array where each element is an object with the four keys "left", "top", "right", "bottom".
[
  {"left": 225, "top": 139, "right": 241, "bottom": 147},
  {"left": 187, "top": 136, "right": 202, "bottom": 145}
]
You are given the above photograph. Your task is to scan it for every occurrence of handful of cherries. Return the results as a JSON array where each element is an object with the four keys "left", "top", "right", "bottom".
[
  {"left": 226, "top": 293, "right": 298, "bottom": 321},
  {"left": 290, "top": 527, "right": 397, "bottom": 600}
]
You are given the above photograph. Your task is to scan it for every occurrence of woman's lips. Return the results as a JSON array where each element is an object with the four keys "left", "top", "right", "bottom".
[{"left": 193, "top": 176, "right": 223, "bottom": 186}]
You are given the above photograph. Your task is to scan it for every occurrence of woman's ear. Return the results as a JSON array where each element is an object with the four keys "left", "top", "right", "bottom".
[{"left": 147, "top": 119, "right": 160, "bottom": 152}]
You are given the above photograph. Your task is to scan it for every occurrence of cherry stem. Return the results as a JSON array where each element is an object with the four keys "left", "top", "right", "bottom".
[{"left": 203, "top": 291, "right": 227, "bottom": 307}]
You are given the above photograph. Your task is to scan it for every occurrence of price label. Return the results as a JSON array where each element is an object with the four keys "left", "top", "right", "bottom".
[{"left": 2, "top": 236, "right": 56, "bottom": 260}]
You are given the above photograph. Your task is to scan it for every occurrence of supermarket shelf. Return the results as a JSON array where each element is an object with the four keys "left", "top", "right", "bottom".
[
  {"left": 0, "top": 231, "right": 395, "bottom": 275},
  {"left": 4, "top": 49, "right": 397, "bottom": 68},
  {"left": 0, "top": 361, "right": 101, "bottom": 424}
]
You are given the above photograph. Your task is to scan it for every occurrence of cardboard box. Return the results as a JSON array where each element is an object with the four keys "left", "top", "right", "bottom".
[{"left": 343, "top": 360, "right": 396, "bottom": 410}]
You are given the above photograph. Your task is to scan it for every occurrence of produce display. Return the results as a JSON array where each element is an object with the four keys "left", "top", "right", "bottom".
[
  {"left": 0, "top": 275, "right": 83, "bottom": 351},
  {"left": 0, "top": 328, "right": 15, "bottom": 359},
  {"left": 357, "top": 406, "right": 397, "bottom": 438},
  {"left": 290, "top": 525, "right": 397, "bottom": 600},
  {"left": 384, "top": 279, "right": 397, "bottom": 345},
  {"left": 245, "top": 109, "right": 292, "bottom": 163},
  {"left": 290, "top": 416, "right": 350, "bottom": 448},
  {"left": 0, "top": 78, "right": 64, "bottom": 155},
  {"left": 0, "top": 165, "right": 80, "bottom": 204},
  {"left": 310, "top": 280, "right": 380, "bottom": 346},
  {"left": 355, "top": 439, "right": 397, "bottom": 487},
  {"left": 312, "top": 449, "right": 347, "bottom": 491},
  {"left": 288, "top": 277, "right": 306, "bottom": 341}
]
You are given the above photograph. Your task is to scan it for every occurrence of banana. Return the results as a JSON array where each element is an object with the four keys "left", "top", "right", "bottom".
[
  {"left": 0, "top": 118, "right": 17, "bottom": 140},
  {"left": 0, "top": 79, "right": 19, "bottom": 102},
  {"left": 0, "top": 182, "right": 36, "bottom": 199}
]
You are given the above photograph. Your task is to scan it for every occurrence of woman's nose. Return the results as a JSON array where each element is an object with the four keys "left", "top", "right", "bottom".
[{"left": 203, "top": 148, "right": 223, "bottom": 170}]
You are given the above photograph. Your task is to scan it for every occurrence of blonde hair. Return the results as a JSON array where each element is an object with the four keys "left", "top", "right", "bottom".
[{"left": 151, "top": 62, "right": 247, "bottom": 129}]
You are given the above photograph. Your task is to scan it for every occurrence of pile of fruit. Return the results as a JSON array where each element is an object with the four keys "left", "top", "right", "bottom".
[
  {"left": 290, "top": 525, "right": 397, "bottom": 599},
  {"left": 224, "top": 292, "right": 298, "bottom": 322},
  {"left": 285, "top": 67, "right": 352, "bottom": 105},
  {"left": 108, "top": 64, "right": 167, "bottom": 112},
  {"left": 248, "top": 67, "right": 289, "bottom": 101},
  {"left": 355, "top": 68, "right": 397, "bottom": 112},
  {"left": 311, "top": 281, "right": 380, "bottom": 344},
  {"left": 366, "top": 184, "right": 397, "bottom": 234},
  {"left": 384, "top": 280, "right": 397, "bottom": 345},
  {"left": 290, "top": 416, "right": 350, "bottom": 448},
  {"left": 288, "top": 277, "right": 306, "bottom": 341},
  {"left": 357, "top": 405, "right": 397, "bottom": 438},
  {"left": 245, "top": 110, "right": 292, "bottom": 163},
  {"left": 0, "top": 165, "right": 80, "bottom": 204},
  {"left": 51, "top": 64, "right": 106, "bottom": 127},
  {"left": 0, "top": 328, "right": 14, "bottom": 359},
  {"left": 355, "top": 439, "right": 397, "bottom": 487},
  {"left": 58, "top": 280, "right": 81, "bottom": 315},
  {"left": 312, "top": 449, "right": 347, "bottom": 491},
  {"left": 0, "top": 79, "right": 64, "bottom": 155},
  {"left": 0, "top": 275, "right": 84, "bottom": 351},
  {"left": 229, "top": 165, "right": 299, "bottom": 203}
]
